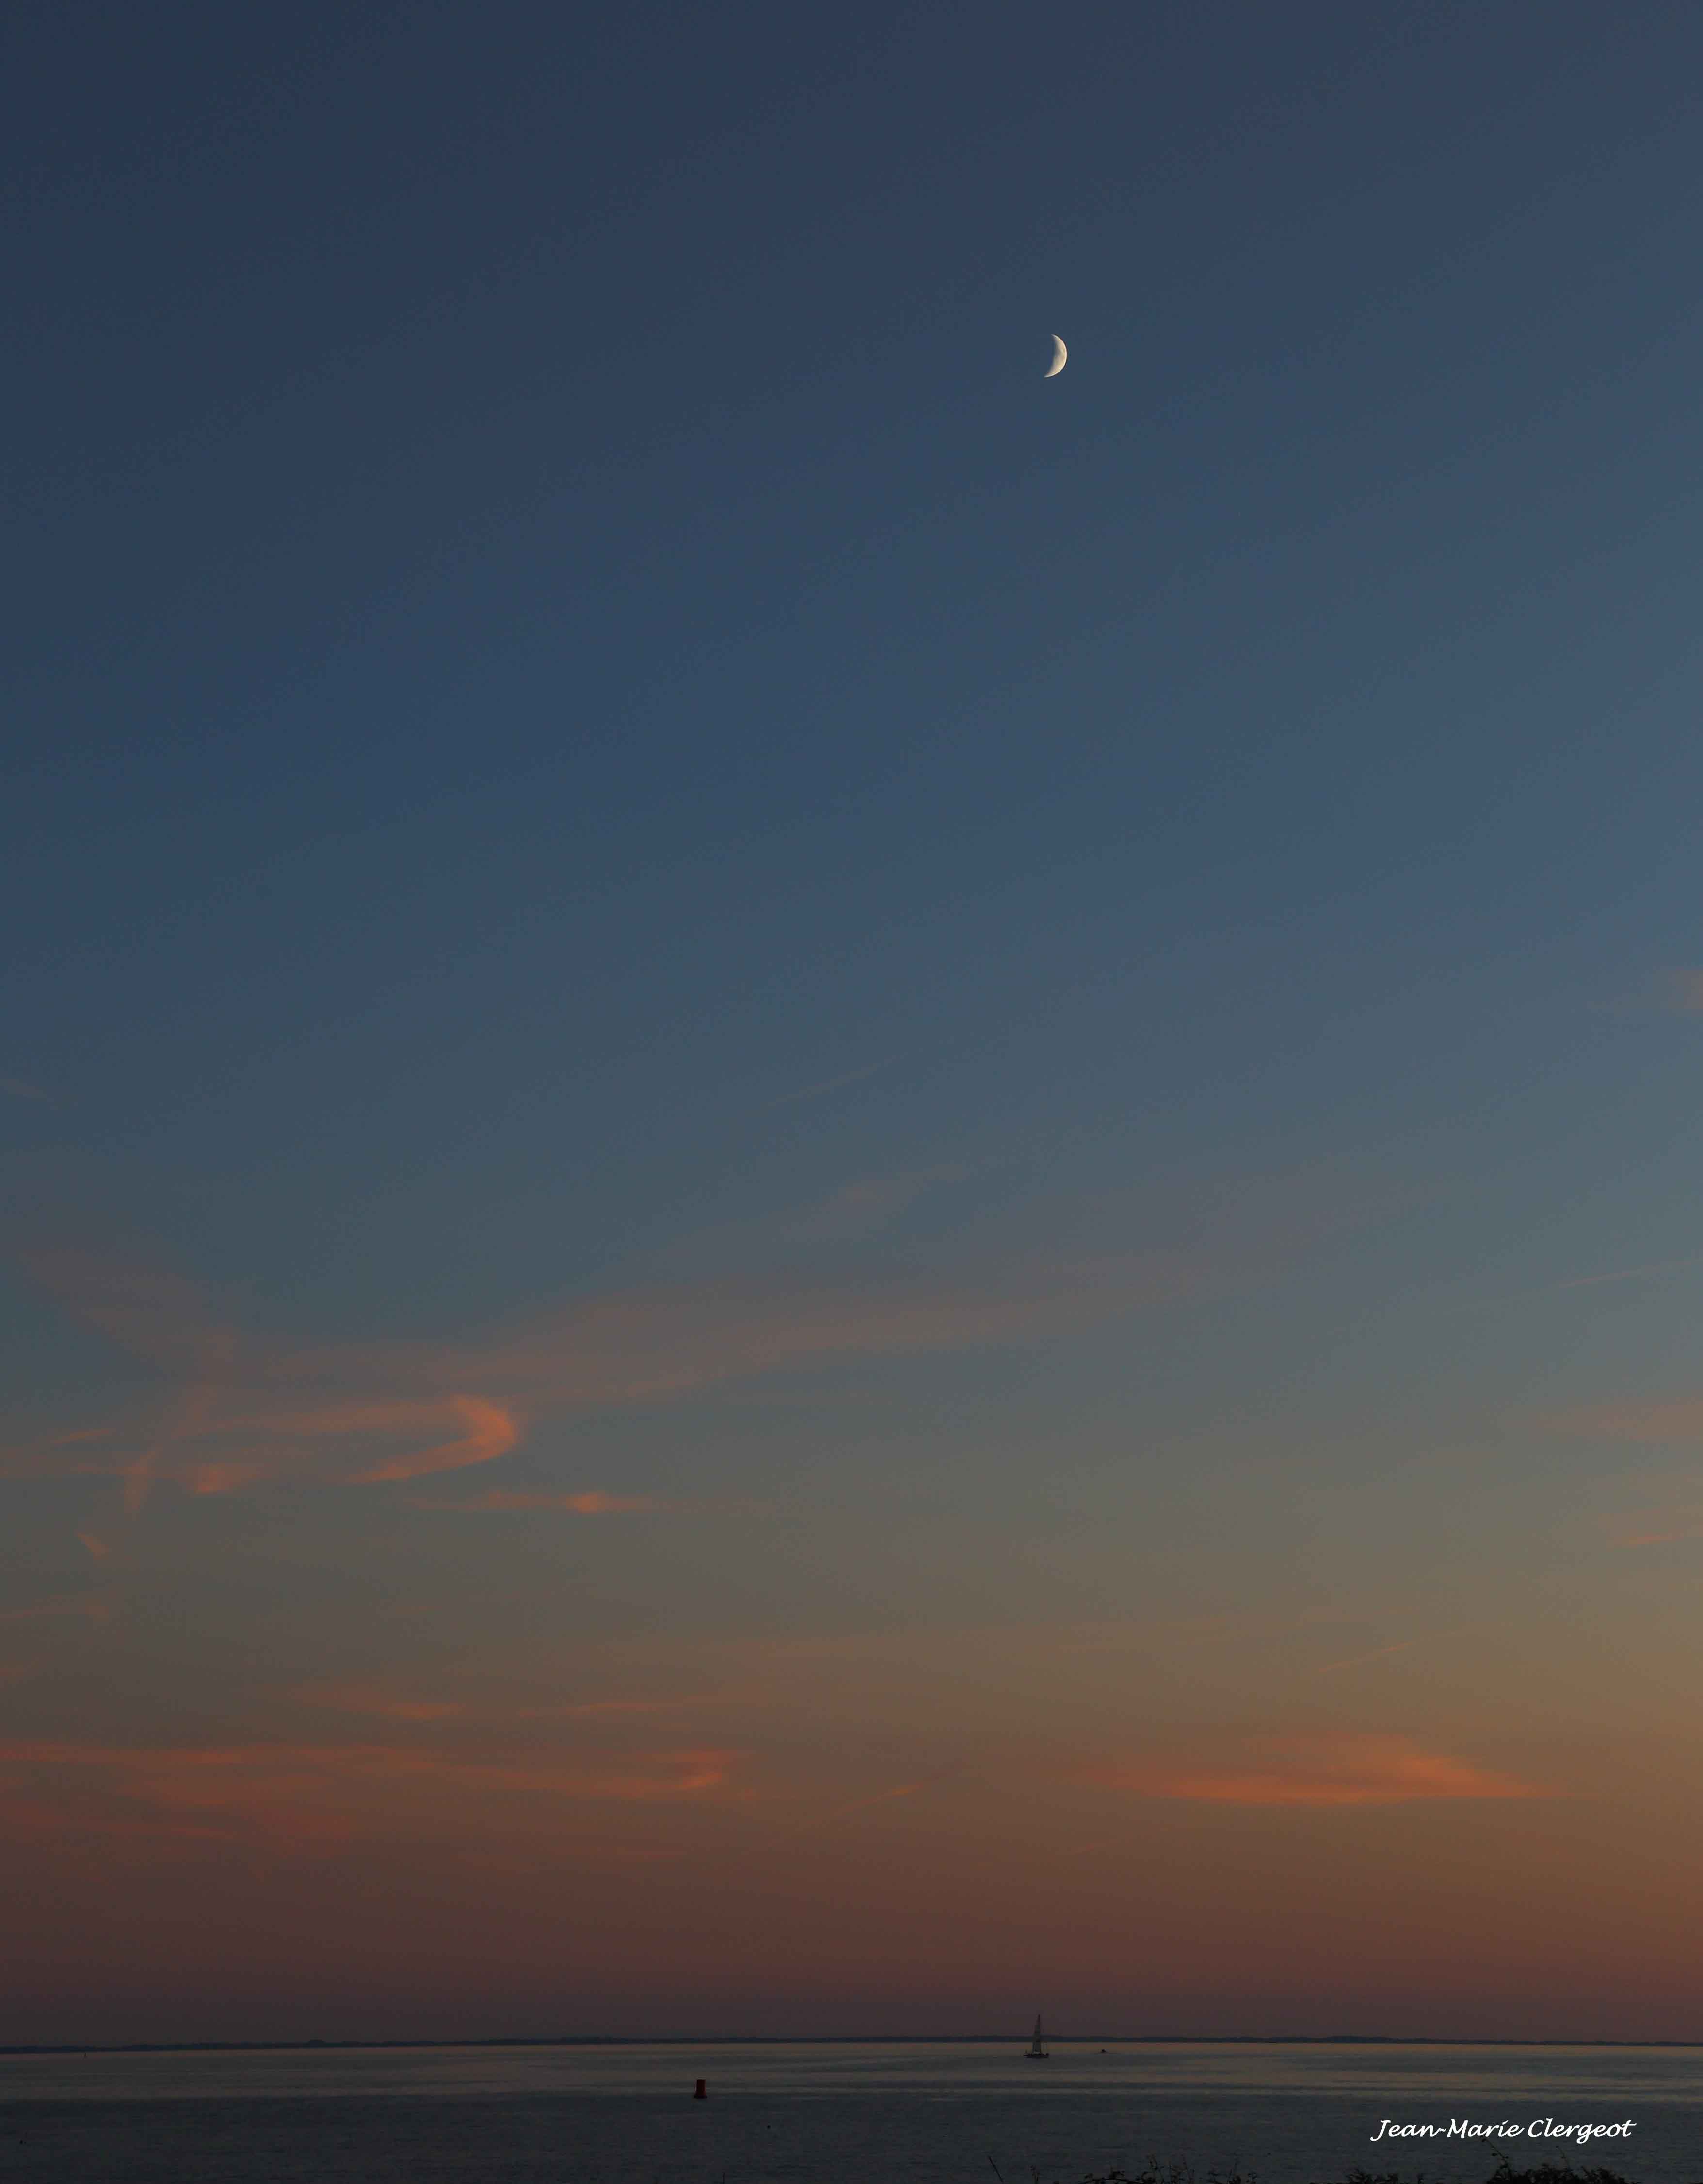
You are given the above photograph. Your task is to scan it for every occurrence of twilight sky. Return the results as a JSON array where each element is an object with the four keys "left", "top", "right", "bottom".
[{"left": 7, "top": 0, "right": 1703, "bottom": 2044}]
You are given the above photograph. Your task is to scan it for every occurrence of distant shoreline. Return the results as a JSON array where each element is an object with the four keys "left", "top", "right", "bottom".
[{"left": 4, "top": 2035, "right": 1698, "bottom": 2055}]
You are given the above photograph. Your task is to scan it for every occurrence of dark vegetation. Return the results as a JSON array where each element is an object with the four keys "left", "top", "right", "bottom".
[{"left": 1039, "top": 2163, "right": 1656, "bottom": 2184}]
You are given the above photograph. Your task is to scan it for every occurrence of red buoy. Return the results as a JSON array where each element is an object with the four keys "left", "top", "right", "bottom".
[{"left": 693, "top": 2078, "right": 707, "bottom": 2100}]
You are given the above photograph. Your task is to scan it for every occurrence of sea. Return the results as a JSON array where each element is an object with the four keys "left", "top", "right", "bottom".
[{"left": 1, "top": 2038, "right": 1699, "bottom": 2184}]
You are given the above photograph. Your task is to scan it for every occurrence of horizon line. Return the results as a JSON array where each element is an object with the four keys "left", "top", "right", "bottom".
[{"left": 6, "top": 2033, "right": 1699, "bottom": 2055}]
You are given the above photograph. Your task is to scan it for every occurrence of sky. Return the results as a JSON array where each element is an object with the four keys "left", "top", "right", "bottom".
[{"left": 5, "top": 0, "right": 1703, "bottom": 2045}]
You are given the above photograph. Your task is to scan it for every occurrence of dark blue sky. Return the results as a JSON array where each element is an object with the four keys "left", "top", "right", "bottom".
[{"left": 7, "top": 2, "right": 1703, "bottom": 2039}]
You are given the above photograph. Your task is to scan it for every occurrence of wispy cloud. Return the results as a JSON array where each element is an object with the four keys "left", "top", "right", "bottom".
[
  {"left": 0, "top": 1075, "right": 50, "bottom": 1103},
  {"left": 1646, "top": 969, "right": 1703, "bottom": 1015},
  {"left": 1604, "top": 1509, "right": 1703, "bottom": 1548},
  {"left": 765, "top": 1759, "right": 970, "bottom": 1841},
  {"left": 412, "top": 1252, "right": 1195, "bottom": 1408},
  {"left": 1544, "top": 1403, "right": 1703, "bottom": 1546},
  {"left": 294, "top": 1684, "right": 725, "bottom": 1723},
  {"left": 408, "top": 1488, "right": 678, "bottom": 1514},
  {"left": 1544, "top": 1397, "right": 1703, "bottom": 1443},
  {"left": 791, "top": 1780, "right": 929, "bottom": 1833},
  {"left": 1086, "top": 1734, "right": 1547, "bottom": 1807},
  {"left": 786, "top": 1167, "right": 966, "bottom": 1242},
  {"left": 0, "top": 1591, "right": 114, "bottom": 1626},
  {"left": 521, "top": 1697, "right": 724, "bottom": 1719},
  {"left": 1313, "top": 1628, "right": 1473, "bottom": 1675},
  {"left": 1459, "top": 1256, "right": 1703, "bottom": 1311},
  {"left": 148, "top": 1395, "right": 522, "bottom": 1493},
  {"left": 765, "top": 1059, "right": 894, "bottom": 1110},
  {"left": 16, "top": 1249, "right": 242, "bottom": 1515},
  {"left": 8, "top": 1239, "right": 1197, "bottom": 1505},
  {"left": 22, "top": 1250, "right": 234, "bottom": 1378},
  {"left": 0, "top": 1391, "right": 524, "bottom": 1499},
  {"left": 0, "top": 1738, "right": 746, "bottom": 1852},
  {"left": 338, "top": 1397, "right": 522, "bottom": 1483},
  {"left": 291, "top": 1685, "right": 467, "bottom": 1722}
]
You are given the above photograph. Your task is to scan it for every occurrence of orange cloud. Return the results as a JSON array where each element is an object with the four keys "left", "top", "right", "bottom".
[
  {"left": 1314, "top": 1628, "right": 1473, "bottom": 1674},
  {"left": 21, "top": 1249, "right": 235, "bottom": 1378},
  {"left": 7, "top": 1238, "right": 1201, "bottom": 1512},
  {"left": 12, "top": 1250, "right": 243, "bottom": 1515},
  {"left": 184, "top": 1461, "right": 266, "bottom": 1496},
  {"left": 286, "top": 1253, "right": 1197, "bottom": 1413},
  {"left": 815, "top": 1780, "right": 927, "bottom": 1824},
  {"left": 0, "top": 1740, "right": 740, "bottom": 1795},
  {"left": 0, "top": 1591, "right": 113, "bottom": 1626},
  {"left": 1550, "top": 1398, "right": 1703, "bottom": 1442},
  {"left": 0, "top": 1388, "right": 523, "bottom": 1498},
  {"left": 1606, "top": 1511, "right": 1703, "bottom": 1548},
  {"left": 174, "top": 1395, "right": 522, "bottom": 1488},
  {"left": 341, "top": 1397, "right": 522, "bottom": 1483},
  {"left": 786, "top": 1167, "right": 966, "bottom": 1241},
  {"left": 0, "top": 1738, "right": 744, "bottom": 1853},
  {"left": 291, "top": 1685, "right": 467, "bottom": 1722},
  {"left": 0, "top": 1075, "right": 50, "bottom": 1102},
  {"left": 1649, "top": 968, "right": 1703, "bottom": 1014},
  {"left": 0, "top": 1425, "right": 117, "bottom": 1482},
  {"left": 1087, "top": 1734, "right": 1547, "bottom": 1807}
]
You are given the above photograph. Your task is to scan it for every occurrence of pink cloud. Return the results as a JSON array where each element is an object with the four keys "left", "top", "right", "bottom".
[{"left": 1086, "top": 1734, "right": 1547, "bottom": 1807}]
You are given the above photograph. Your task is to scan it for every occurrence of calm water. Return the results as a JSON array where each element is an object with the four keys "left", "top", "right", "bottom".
[{"left": 2, "top": 2040, "right": 1699, "bottom": 2183}]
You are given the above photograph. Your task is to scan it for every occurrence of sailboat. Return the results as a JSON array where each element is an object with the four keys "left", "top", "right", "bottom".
[{"left": 1024, "top": 2013, "right": 1049, "bottom": 2060}]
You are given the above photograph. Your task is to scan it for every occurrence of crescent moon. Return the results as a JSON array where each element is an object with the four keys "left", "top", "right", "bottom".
[{"left": 1044, "top": 335, "right": 1067, "bottom": 378}]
